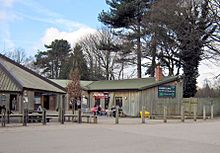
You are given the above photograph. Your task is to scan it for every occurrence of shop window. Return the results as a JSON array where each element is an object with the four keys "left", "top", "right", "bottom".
[
  {"left": 95, "top": 98, "right": 100, "bottom": 106},
  {"left": 115, "top": 97, "right": 122, "bottom": 107},
  {"left": 34, "top": 95, "right": 41, "bottom": 110},
  {"left": 104, "top": 97, "right": 109, "bottom": 109}
]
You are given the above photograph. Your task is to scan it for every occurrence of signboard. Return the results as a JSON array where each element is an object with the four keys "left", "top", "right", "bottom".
[
  {"left": 158, "top": 85, "right": 176, "bottom": 98},
  {"left": 93, "top": 92, "right": 109, "bottom": 99}
]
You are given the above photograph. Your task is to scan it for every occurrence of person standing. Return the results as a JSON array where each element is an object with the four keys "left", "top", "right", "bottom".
[{"left": 12, "top": 98, "right": 17, "bottom": 111}]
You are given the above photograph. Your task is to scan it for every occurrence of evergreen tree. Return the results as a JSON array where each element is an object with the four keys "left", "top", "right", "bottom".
[
  {"left": 35, "top": 39, "right": 71, "bottom": 79},
  {"left": 149, "top": 0, "right": 216, "bottom": 97},
  {"left": 71, "top": 44, "right": 90, "bottom": 80},
  {"left": 98, "top": 0, "right": 155, "bottom": 78}
]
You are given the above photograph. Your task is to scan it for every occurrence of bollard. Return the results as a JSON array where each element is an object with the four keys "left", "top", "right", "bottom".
[
  {"left": 163, "top": 106, "right": 167, "bottom": 123},
  {"left": 211, "top": 104, "right": 214, "bottom": 119},
  {"left": 115, "top": 106, "right": 119, "bottom": 124},
  {"left": 142, "top": 106, "right": 145, "bottom": 124},
  {"left": 193, "top": 104, "right": 197, "bottom": 122},
  {"left": 203, "top": 105, "right": 206, "bottom": 120},
  {"left": 42, "top": 108, "right": 46, "bottom": 125},
  {"left": 181, "top": 105, "right": 185, "bottom": 122}
]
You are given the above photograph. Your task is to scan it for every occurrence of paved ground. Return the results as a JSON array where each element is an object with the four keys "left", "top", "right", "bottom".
[{"left": 1, "top": 117, "right": 220, "bottom": 153}]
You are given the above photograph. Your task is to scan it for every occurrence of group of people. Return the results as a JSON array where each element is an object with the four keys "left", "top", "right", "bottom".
[{"left": 91, "top": 104, "right": 106, "bottom": 116}]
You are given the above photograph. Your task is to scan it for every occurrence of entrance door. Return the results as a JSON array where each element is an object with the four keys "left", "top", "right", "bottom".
[
  {"left": 43, "top": 95, "right": 49, "bottom": 110},
  {"left": 10, "top": 94, "right": 17, "bottom": 111}
]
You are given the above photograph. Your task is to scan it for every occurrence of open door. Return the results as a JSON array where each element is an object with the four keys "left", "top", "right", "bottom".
[{"left": 10, "top": 94, "right": 17, "bottom": 111}]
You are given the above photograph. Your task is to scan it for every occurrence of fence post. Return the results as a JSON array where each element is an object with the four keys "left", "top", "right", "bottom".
[
  {"left": 211, "top": 103, "right": 214, "bottom": 119},
  {"left": 42, "top": 108, "right": 46, "bottom": 125},
  {"left": 7, "top": 109, "right": 10, "bottom": 124},
  {"left": 115, "top": 106, "right": 119, "bottom": 124},
  {"left": 203, "top": 105, "right": 206, "bottom": 120},
  {"left": 181, "top": 104, "right": 185, "bottom": 122},
  {"left": 163, "top": 106, "right": 167, "bottom": 123},
  {"left": 23, "top": 108, "right": 28, "bottom": 126},
  {"left": 142, "top": 106, "right": 145, "bottom": 124},
  {"left": 193, "top": 104, "right": 197, "bottom": 122},
  {"left": 1, "top": 109, "right": 6, "bottom": 127},
  {"left": 78, "top": 109, "right": 82, "bottom": 124},
  {"left": 61, "top": 109, "right": 64, "bottom": 124}
]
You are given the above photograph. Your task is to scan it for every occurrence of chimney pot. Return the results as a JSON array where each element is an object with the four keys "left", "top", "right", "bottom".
[{"left": 155, "top": 63, "right": 163, "bottom": 81}]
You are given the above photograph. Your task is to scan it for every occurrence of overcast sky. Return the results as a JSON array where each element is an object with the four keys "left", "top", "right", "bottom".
[{"left": 0, "top": 0, "right": 219, "bottom": 87}]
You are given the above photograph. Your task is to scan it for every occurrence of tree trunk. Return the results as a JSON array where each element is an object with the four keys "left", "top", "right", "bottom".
[{"left": 137, "top": 24, "right": 142, "bottom": 78}]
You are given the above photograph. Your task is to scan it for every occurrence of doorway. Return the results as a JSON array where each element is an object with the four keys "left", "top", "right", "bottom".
[
  {"left": 10, "top": 94, "right": 17, "bottom": 111},
  {"left": 43, "top": 95, "right": 49, "bottom": 110}
]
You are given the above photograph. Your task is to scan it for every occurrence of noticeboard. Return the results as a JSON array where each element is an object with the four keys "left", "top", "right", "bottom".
[{"left": 158, "top": 85, "right": 176, "bottom": 98}]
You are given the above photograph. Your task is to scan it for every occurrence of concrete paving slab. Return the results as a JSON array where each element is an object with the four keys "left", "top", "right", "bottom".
[{"left": 0, "top": 117, "right": 220, "bottom": 153}]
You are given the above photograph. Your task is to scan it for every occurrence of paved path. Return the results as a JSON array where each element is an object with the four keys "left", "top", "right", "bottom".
[{"left": 1, "top": 117, "right": 220, "bottom": 153}]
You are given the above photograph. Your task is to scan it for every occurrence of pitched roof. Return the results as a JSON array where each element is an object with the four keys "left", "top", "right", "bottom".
[
  {"left": 86, "top": 76, "right": 181, "bottom": 91},
  {"left": 50, "top": 79, "right": 93, "bottom": 90},
  {"left": 51, "top": 76, "right": 181, "bottom": 91},
  {"left": 0, "top": 54, "right": 66, "bottom": 94}
]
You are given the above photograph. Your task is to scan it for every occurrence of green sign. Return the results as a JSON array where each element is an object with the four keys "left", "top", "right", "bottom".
[{"left": 158, "top": 85, "right": 176, "bottom": 98}]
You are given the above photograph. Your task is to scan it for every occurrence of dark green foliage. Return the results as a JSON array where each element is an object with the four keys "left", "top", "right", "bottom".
[
  {"left": 71, "top": 44, "right": 90, "bottom": 80},
  {"left": 149, "top": 0, "right": 216, "bottom": 97},
  {"left": 99, "top": 0, "right": 150, "bottom": 28},
  {"left": 35, "top": 39, "right": 71, "bottom": 79},
  {"left": 178, "top": 0, "right": 215, "bottom": 97},
  {"left": 99, "top": 0, "right": 155, "bottom": 78}
]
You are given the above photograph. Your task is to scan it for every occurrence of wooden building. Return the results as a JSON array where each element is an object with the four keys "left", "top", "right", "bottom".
[
  {"left": 53, "top": 65, "right": 183, "bottom": 117},
  {"left": 0, "top": 54, "right": 66, "bottom": 113}
]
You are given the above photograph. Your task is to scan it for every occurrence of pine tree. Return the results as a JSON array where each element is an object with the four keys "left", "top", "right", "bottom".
[
  {"left": 98, "top": 0, "right": 155, "bottom": 78},
  {"left": 35, "top": 39, "right": 71, "bottom": 79},
  {"left": 72, "top": 44, "right": 90, "bottom": 80}
]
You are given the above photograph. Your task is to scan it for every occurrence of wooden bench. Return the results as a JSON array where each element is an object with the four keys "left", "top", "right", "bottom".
[
  {"left": 28, "top": 113, "right": 52, "bottom": 123},
  {"left": 64, "top": 114, "right": 97, "bottom": 123}
]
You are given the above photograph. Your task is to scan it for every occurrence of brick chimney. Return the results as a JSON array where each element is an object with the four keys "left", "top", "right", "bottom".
[{"left": 155, "top": 63, "right": 163, "bottom": 81}]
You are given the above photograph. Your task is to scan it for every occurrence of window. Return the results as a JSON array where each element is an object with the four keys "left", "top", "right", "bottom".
[
  {"left": 104, "top": 97, "right": 109, "bottom": 109},
  {"left": 115, "top": 97, "right": 123, "bottom": 107},
  {"left": 95, "top": 98, "right": 100, "bottom": 106}
]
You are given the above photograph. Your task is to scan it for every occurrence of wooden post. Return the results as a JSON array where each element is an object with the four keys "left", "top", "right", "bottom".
[
  {"left": 203, "top": 105, "right": 206, "bottom": 120},
  {"left": 211, "top": 103, "right": 214, "bottom": 119},
  {"left": 23, "top": 108, "right": 28, "bottom": 126},
  {"left": 1, "top": 109, "right": 6, "bottom": 127},
  {"left": 141, "top": 106, "right": 145, "bottom": 124},
  {"left": 71, "top": 102, "right": 75, "bottom": 122},
  {"left": 7, "top": 109, "right": 10, "bottom": 124},
  {"left": 181, "top": 104, "right": 185, "bottom": 122},
  {"left": 193, "top": 104, "right": 197, "bottom": 122},
  {"left": 42, "top": 108, "right": 46, "bottom": 125},
  {"left": 61, "top": 109, "right": 64, "bottom": 124},
  {"left": 59, "top": 95, "right": 65, "bottom": 124},
  {"left": 115, "top": 106, "right": 119, "bottom": 124},
  {"left": 78, "top": 109, "right": 82, "bottom": 123},
  {"left": 163, "top": 106, "right": 167, "bottom": 123}
]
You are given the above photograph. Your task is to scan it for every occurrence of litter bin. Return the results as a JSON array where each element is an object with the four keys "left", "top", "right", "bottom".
[{"left": 140, "top": 111, "right": 150, "bottom": 118}]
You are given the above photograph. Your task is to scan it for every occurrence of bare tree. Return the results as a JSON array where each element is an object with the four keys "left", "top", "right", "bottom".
[
  {"left": 5, "top": 48, "right": 33, "bottom": 65},
  {"left": 79, "top": 29, "right": 132, "bottom": 80}
]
